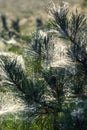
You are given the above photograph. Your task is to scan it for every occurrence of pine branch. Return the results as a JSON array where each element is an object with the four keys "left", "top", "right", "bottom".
[
  {"left": 0, "top": 55, "right": 46, "bottom": 103},
  {"left": 50, "top": 2, "right": 87, "bottom": 71},
  {"left": 1, "top": 56, "right": 28, "bottom": 93}
]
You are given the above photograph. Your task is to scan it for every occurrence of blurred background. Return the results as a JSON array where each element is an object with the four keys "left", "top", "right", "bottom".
[{"left": 0, "top": 0, "right": 86, "bottom": 35}]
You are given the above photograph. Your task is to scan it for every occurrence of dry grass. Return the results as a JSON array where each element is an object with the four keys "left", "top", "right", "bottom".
[{"left": 0, "top": 0, "right": 84, "bottom": 33}]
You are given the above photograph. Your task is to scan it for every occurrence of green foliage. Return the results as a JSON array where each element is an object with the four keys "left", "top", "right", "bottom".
[
  {"left": 0, "top": 118, "right": 30, "bottom": 130},
  {"left": 49, "top": 1, "right": 87, "bottom": 130},
  {"left": 0, "top": 55, "right": 47, "bottom": 103},
  {"left": 8, "top": 45, "right": 23, "bottom": 55},
  {"left": 0, "top": 2, "right": 87, "bottom": 130}
]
